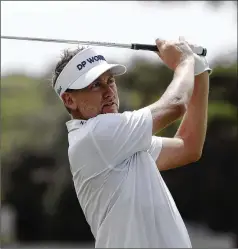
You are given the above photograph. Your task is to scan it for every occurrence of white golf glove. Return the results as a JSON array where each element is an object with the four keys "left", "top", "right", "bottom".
[
  {"left": 194, "top": 53, "right": 212, "bottom": 76},
  {"left": 179, "top": 36, "right": 212, "bottom": 76}
]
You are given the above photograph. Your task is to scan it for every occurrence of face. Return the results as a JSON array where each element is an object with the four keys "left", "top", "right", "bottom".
[{"left": 61, "top": 70, "right": 119, "bottom": 119}]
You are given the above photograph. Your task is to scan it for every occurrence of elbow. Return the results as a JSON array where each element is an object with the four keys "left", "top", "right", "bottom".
[
  {"left": 172, "top": 100, "right": 187, "bottom": 118},
  {"left": 188, "top": 150, "right": 203, "bottom": 163},
  {"left": 178, "top": 102, "right": 188, "bottom": 116},
  {"left": 170, "top": 92, "right": 190, "bottom": 112},
  {"left": 172, "top": 92, "right": 191, "bottom": 114}
]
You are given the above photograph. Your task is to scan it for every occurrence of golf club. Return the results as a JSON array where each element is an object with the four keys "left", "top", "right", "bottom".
[{"left": 1, "top": 35, "right": 207, "bottom": 56}]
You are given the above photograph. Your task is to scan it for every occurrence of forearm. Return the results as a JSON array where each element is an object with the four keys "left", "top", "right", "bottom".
[
  {"left": 175, "top": 71, "right": 209, "bottom": 157},
  {"left": 149, "top": 57, "right": 195, "bottom": 133},
  {"left": 160, "top": 57, "right": 195, "bottom": 107}
]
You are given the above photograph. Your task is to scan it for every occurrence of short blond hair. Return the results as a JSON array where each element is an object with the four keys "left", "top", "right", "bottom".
[{"left": 52, "top": 47, "right": 86, "bottom": 113}]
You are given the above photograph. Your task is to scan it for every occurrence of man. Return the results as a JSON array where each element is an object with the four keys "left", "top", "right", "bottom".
[{"left": 52, "top": 37, "right": 211, "bottom": 248}]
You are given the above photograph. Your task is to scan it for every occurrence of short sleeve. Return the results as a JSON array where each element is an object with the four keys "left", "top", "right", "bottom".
[
  {"left": 89, "top": 107, "right": 153, "bottom": 166},
  {"left": 147, "top": 136, "right": 163, "bottom": 161}
]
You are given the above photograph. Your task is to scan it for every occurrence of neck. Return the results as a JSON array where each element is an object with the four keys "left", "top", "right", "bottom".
[
  {"left": 71, "top": 108, "right": 92, "bottom": 120},
  {"left": 71, "top": 113, "right": 87, "bottom": 120}
]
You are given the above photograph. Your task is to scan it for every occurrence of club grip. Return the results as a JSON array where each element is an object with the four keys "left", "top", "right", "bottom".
[
  {"left": 131, "top": 43, "right": 207, "bottom": 56},
  {"left": 131, "top": 43, "right": 158, "bottom": 52}
]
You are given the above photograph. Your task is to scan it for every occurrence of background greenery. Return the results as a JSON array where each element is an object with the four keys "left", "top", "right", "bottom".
[{"left": 1, "top": 50, "right": 237, "bottom": 246}]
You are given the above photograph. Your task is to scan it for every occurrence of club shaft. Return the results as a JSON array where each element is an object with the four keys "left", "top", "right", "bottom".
[
  {"left": 1, "top": 35, "right": 131, "bottom": 48},
  {"left": 1, "top": 35, "right": 207, "bottom": 56}
]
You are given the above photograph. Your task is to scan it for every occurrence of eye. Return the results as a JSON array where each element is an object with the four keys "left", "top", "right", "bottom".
[
  {"left": 91, "top": 81, "right": 101, "bottom": 89},
  {"left": 108, "top": 77, "right": 115, "bottom": 85}
]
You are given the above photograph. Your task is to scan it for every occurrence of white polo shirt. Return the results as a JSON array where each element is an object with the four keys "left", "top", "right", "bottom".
[{"left": 66, "top": 107, "right": 192, "bottom": 248}]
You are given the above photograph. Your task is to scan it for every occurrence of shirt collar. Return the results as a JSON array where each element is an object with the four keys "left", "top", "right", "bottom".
[{"left": 66, "top": 119, "right": 87, "bottom": 133}]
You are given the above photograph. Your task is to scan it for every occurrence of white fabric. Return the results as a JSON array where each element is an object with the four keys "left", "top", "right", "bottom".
[
  {"left": 66, "top": 107, "right": 192, "bottom": 248},
  {"left": 54, "top": 47, "right": 126, "bottom": 97},
  {"left": 194, "top": 53, "right": 212, "bottom": 76}
]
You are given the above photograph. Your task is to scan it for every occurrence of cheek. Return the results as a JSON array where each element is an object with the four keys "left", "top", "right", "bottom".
[
  {"left": 110, "top": 84, "right": 117, "bottom": 95},
  {"left": 112, "top": 87, "right": 119, "bottom": 103},
  {"left": 77, "top": 95, "right": 102, "bottom": 115}
]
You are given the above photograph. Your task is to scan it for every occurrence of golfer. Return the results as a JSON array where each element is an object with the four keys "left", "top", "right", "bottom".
[{"left": 52, "top": 37, "right": 211, "bottom": 248}]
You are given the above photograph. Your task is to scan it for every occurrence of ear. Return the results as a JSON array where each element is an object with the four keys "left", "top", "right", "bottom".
[{"left": 61, "top": 92, "right": 77, "bottom": 111}]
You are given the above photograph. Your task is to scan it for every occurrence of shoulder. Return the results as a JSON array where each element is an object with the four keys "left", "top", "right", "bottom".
[
  {"left": 88, "top": 112, "right": 130, "bottom": 136},
  {"left": 92, "top": 108, "right": 152, "bottom": 133},
  {"left": 67, "top": 113, "right": 127, "bottom": 148}
]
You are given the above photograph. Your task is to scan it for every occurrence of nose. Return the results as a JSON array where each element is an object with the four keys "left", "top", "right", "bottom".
[{"left": 102, "top": 84, "right": 114, "bottom": 98}]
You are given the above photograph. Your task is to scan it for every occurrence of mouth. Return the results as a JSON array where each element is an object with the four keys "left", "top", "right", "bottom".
[
  {"left": 102, "top": 102, "right": 117, "bottom": 113},
  {"left": 103, "top": 102, "right": 115, "bottom": 107}
]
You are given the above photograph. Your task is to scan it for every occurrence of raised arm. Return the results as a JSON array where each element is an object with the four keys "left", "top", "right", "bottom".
[
  {"left": 156, "top": 71, "right": 209, "bottom": 171},
  {"left": 145, "top": 38, "right": 211, "bottom": 171},
  {"left": 147, "top": 38, "right": 195, "bottom": 133}
]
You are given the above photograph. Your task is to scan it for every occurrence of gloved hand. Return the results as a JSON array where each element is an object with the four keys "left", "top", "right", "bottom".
[
  {"left": 194, "top": 53, "right": 212, "bottom": 76},
  {"left": 180, "top": 36, "right": 212, "bottom": 76}
]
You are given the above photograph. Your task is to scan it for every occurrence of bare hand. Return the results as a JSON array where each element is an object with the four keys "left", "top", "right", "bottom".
[{"left": 155, "top": 36, "right": 194, "bottom": 71}]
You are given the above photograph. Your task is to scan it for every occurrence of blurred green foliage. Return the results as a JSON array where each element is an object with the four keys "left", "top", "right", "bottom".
[
  {"left": 1, "top": 75, "right": 65, "bottom": 157},
  {"left": 1, "top": 57, "right": 237, "bottom": 244},
  {"left": 1, "top": 58, "right": 237, "bottom": 177},
  {"left": 2, "top": 61, "right": 236, "bottom": 159}
]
